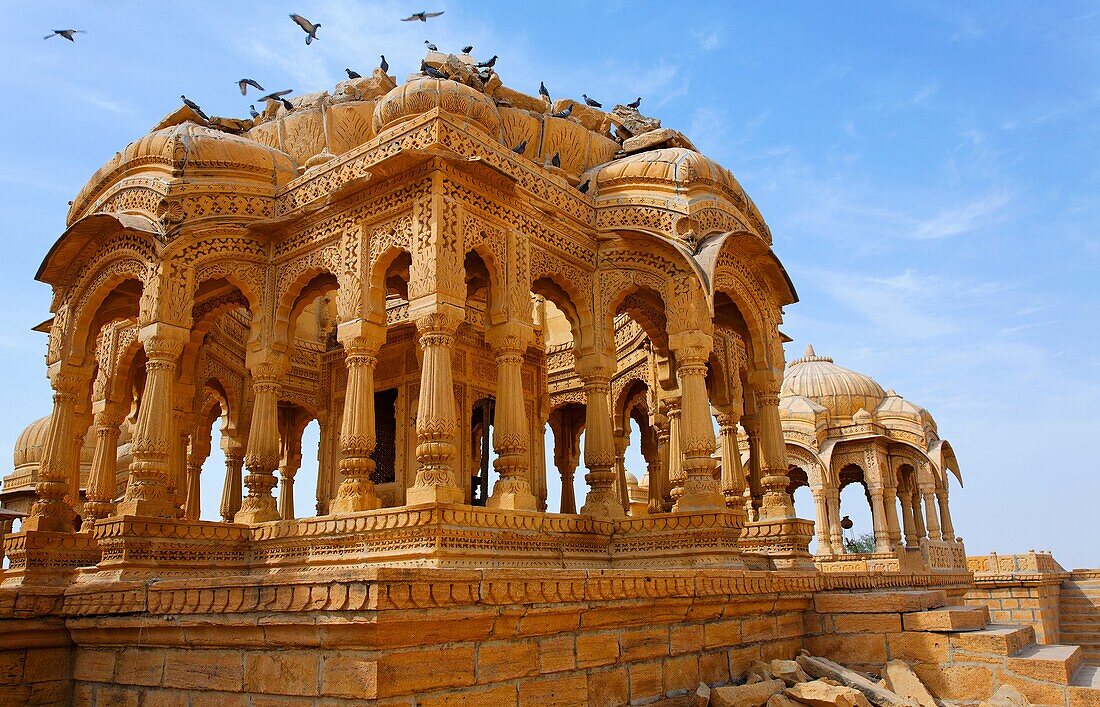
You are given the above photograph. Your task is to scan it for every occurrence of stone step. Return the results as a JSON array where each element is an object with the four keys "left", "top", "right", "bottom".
[
  {"left": 1006, "top": 644, "right": 1083, "bottom": 685},
  {"left": 951, "top": 624, "right": 1036, "bottom": 655},
  {"left": 1068, "top": 665, "right": 1100, "bottom": 707},
  {"left": 1060, "top": 620, "right": 1100, "bottom": 632},
  {"left": 902, "top": 605, "right": 989, "bottom": 632},
  {"left": 813, "top": 589, "right": 948, "bottom": 614}
]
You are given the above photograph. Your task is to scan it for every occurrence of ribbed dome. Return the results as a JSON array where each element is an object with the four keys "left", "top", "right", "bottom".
[
  {"left": 782, "top": 345, "right": 886, "bottom": 420},
  {"left": 373, "top": 77, "right": 502, "bottom": 140},
  {"left": 13, "top": 415, "right": 96, "bottom": 468},
  {"left": 592, "top": 147, "right": 741, "bottom": 194}
]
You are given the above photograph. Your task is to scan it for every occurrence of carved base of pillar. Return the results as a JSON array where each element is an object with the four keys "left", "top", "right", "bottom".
[
  {"left": 406, "top": 483, "right": 464, "bottom": 506},
  {"left": 233, "top": 498, "right": 280, "bottom": 524},
  {"left": 738, "top": 517, "right": 815, "bottom": 571},
  {"left": 1, "top": 529, "right": 101, "bottom": 587},
  {"left": 580, "top": 494, "right": 627, "bottom": 519},
  {"left": 114, "top": 497, "right": 175, "bottom": 520},
  {"left": 329, "top": 491, "right": 382, "bottom": 514},
  {"left": 486, "top": 480, "right": 537, "bottom": 511},
  {"left": 673, "top": 489, "right": 727, "bottom": 513}
]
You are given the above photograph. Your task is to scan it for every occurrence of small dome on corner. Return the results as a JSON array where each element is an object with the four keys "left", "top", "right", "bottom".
[{"left": 372, "top": 77, "right": 502, "bottom": 140}]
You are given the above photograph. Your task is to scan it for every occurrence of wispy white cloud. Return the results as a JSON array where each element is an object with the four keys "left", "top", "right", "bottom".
[
  {"left": 912, "top": 189, "right": 1011, "bottom": 239},
  {"left": 692, "top": 28, "right": 721, "bottom": 52}
]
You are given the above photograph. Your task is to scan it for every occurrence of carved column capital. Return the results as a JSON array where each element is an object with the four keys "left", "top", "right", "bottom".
[{"left": 336, "top": 319, "right": 386, "bottom": 356}]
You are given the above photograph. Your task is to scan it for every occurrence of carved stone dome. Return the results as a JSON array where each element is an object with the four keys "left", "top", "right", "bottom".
[
  {"left": 13, "top": 415, "right": 95, "bottom": 469},
  {"left": 373, "top": 77, "right": 502, "bottom": 140},
  {"left": 781, "top": 345, "right": 886, "bottom": 420}
]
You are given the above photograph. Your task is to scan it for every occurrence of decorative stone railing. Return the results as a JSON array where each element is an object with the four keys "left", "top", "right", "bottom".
[
  {"left": 967, "top": 550, "right": 1064, "bottom": 575},
  {"left": 920, "top": 537, "right": 968, "bottom": 573}
]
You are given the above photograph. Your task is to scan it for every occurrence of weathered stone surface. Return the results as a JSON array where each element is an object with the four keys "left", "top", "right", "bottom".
[
  {"left": 798, "top": 654, "right": 916, "bottom": 707},
  {"left": 786, "top": 680, "right": 874, "bottom": 707},
  {"left": 882, "top": 660, "right": 935, "bottom": 707},
  {"left": 710, "top": 678, "right": 786, "bottom": 707},
  {"left": 980, "top": 684, "right": 1031, "bottom": 707},
  {"left": 770, "top": 658, "right": 811, "bottom": 686}
]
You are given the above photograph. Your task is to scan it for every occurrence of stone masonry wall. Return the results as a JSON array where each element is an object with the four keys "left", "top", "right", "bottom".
[{"left": 966, "top": 581, "right": 1063, "bottom": 644}]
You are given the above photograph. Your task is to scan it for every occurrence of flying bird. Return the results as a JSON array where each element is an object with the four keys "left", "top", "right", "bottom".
[
  {"left": 290, "top": 13, "right": 320, "bottom": 44},
  {"left": 180, "top": 95, "right": 209, "bottom": 120},
  {"left": 249, "top": 105, "right": 260, "bottom": 119},
  {"left": 626, "top": 97, "right": 642, "bottom": 109},
  {"left": 420, "top": 61, "right": 447, "bottom": 79},
  {"left": 551, "top": 153, "right": 561, "bottom": 168},
  {"left": 582, "top": 94, "right": 602, "bottom": 108},
  {"left": 512, "top": 140, "right": 527, "bottom": 155},
  {"left": 403, "top": 11, "right": 444, "bottom": 22},
  {"left": 380, "top": 55, "right": 389, "bottom": 72},
  {"left": 43, "top": 29, "right": 85, "bottom": 42},
  {"left": 550, "top": 104, "right": 572, "bottom": 119},
  {"left": 424, "top": 40, "right": 438, "bottom": 51},
  {"left": 345, "top": 68, "right": 361, "bottom": 79},
  {"left": 539, "top": 81, "right": 550, "bottom": 102},
  {"left": 578, "top": 179, "right": 590, "bottom": 194},
  {"left": 462, "top": 45, "right": 473, "bottom": 54},
  {"left": 257, "top": 89, "right": 293, "bottom": 102},
  {"left": 238, "top": 78, "right": 264, "bottom": 96},
  {"left": 477, "top": 55, "right": 497, "bottom": 68}
]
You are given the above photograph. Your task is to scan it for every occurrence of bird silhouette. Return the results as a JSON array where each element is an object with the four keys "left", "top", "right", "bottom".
[
  {"left": 380, "top": 55, "right": 389, "bottom": 73},
  {"left": 238, "top": 78, "right": 264, "bottom": 96},
  {"left": 290, "top": 14, "right": 320, "bottom": 44},
  {"left": 512, "top": 140, "right": 527, "bottom": 155},
  {"left": 477, "top": 55, "right": 497, "bottom": 68},
  {"left": 539, "top": 81, "right": 550, "bottom": 102},
  {"left": 180, "top": 95, "right": 209, "bottom": 120},
  {"left": 551, "top": 153, "right": 561, "bottom": 168},
  {"left": 462, "top": 45, "right": 473, "bottom": 54},
  {"left": 345, "top": 68, "right": 361, "bottom": 79},
  {"left": 421, "top": 61, "right": 447, "bottom": 79},
  {"left": 582, "top": 94, "right": 602, "bottom": 108},
  {"left": 257, "top": 89, "right": 293, "bottom": 102},
  {"left": 578, "top": 179, "right": 590, "bottom": 194},
  {"left": 627, "top": 97, "right": 642, "bottom": 109},
  {"left": 424, "top": 40, "right": 438, "bottom": 51},
  {"left": 43, "top": 29, "right": 85, "bottom": 42},
  {"left": 249, "top": 105, "right": 260, "bottom": 119},
  {"left": 403, "top": 11, "right": 444, "bottom": 22},
  {"left": 550, "top": 104, "right": 572, "bottom": 119}
]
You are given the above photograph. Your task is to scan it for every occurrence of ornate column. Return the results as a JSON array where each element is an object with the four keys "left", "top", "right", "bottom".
[
  {"left": 184, "top": 424, "right": 211, "bottom": 521},
  {"left": 314, "top": 412, "right": 333, "bottom": 516},
  {"left": 531, "top": 417, "right": 549, "bottom": 512},
  {"left": 68, "top": 411, "right": 90, "bottom": 518},
  {"left": 911, "top": 488, "right": 927, "bottom": 538},
  {"left": 742, "top": 414, "right": 762, "bottom": 520},
  {"left": 576, "top": 355, "right": 624, "bottom": 518},
  {"left": 883, "top": 486, "right": 902, "bottom": 547},
  {"left": 80, "top": 406, "right": 124, "bottom": 531},
  {"left": 219, "top": 435, "right": 245, "bottom": 523},
  {"left": 648, "top": 413, "right": 669, "bottom": 514},
  {"left": 558, "top": 451, "right": 578, "bottom": 514},
  {"left": 899, "top": 487, "right": 919, "bottom": 547},
  {"left": 169, "top": 412, "right": 191, "bottom": 519},
  {"left": 936, "top": 489, "right": 955, "bottom": 541},
  {"left": 407, "top": 308, "right": 465, "bottom": 505},
  {"left": 869, "top": 487, "right": 891, "bottom": 553},
  {"left": 330, "top": 320, "right": 385, "bottom": 513},
  {"left": 235, "top": 352, "right": 288, "bottom": 524},
  {"left": 25, "top": 366, "right": 87, "bottom": 531},
  {"left": 486, "top": 322, "right": 537, "bottom": 511},
  {"left": 613, "top": 431, "right": 630, "bottom": 511},
  {"left": 827, "top": 490, "right": 844, "bottom": 553},
  {"left": 811, "top": 488, "right": 832, "bottom": 554},
  {"left": 117, "top": 324, "right": 188, "bottom": 518},
  {"left": 716, "top": 409, "right": 745, "bottom": 510},
  {"left": 671, "top": 336, "right": 725, "bottom": 511},
  {"left": 920, "top": 485, "right": 941, "bottom": 541},
  {"left": 752, "top": 375, "right": 795, "bottom": 519},
  {"left": 665, "top": 400, "right": 683, "bottom": 506},
  {"left": 278, "top": 446, "right": 302, "bottom": 520}
]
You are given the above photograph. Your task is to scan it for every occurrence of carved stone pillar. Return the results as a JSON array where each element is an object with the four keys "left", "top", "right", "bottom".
[
  {"left": 665, "top": 400, "right": 683, "bottom": 506},
  {"left": 25, "top": 367, "right": 88, "bottom": 532},
  {"left": 912, "top": 488, "right": 927, "bottom": 539},
  {"left": 531, "top": 416, "right": 548, "bottom": 512},
  {"left": 184, "top": 425, "right": 212, "bottom": 522},
  {"left": 753, "top": 377, "right": 795, "bottom": 519},
  {"left": 80, "top": 407, "right": 124, "bottom": 531},
  {"left": 486, "top": 322, "right": 536, "bottom": 511},
  {"left": 811, "top": 488, "right": 832, "bottom": 555},
  {"left": 235, "top": 352, "right": 287, "bottom": 524},
  {"left": 883, "top": 487, "right": 902, "bottom": 547},
  {"left": 827, "top": 489, "right": 844, "bottom": 554},
  {"left": 869, "top": 487, "right": 891, "bottom": 553},
  {"left": 577, "top": 356, "right": 623, "bottom": 518},
  {"left": 921, "top": 486, "right": 941, "bottom": 541},
  {"left": 899, "top": 488, "right": 919, "bottom": 547},
  {"left": 648, "top": 413, "right": 669, "bottom": 514},
  {"left": 613, "top": 431, "right": 630, "bottom": 512},
  {"left": 117, "top": 324, "right": 188, "bottom": 519},
  {"left": 330, "top": 320, "right": 385, "bottom": 513},
  {"left": 68, "top": 412, "right": 90, "bottom": 518},
  {"left": 278, "top": 448, "right": 302, "bottom": 520},
  {"left": 219, "top": 437, "right": 245, "bottom": 523},
  {"left": 716, "top": 410, "right": 745, "bottom": 510},
  {"left": 742, "top": 415, "right": 762, "bottom": 520},
  {"left": 171, "top": 415, "right": 192, "bottom": 519},
  {"left": 407, "top": 308, "right": 465, "bottom": 505},
  {"left": 936, "top": 489, "right": 955, "bottom": 541},
  {"left": 314, "top": 412, "right": 332, "bottom": 516},
  {"left": 671, "top": 340, "right": 724, "bottom": 512}
]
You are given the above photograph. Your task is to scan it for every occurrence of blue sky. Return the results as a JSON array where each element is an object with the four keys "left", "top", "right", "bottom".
[{"left": 1, "top": 2, "right": 1097, "bottom": 567}]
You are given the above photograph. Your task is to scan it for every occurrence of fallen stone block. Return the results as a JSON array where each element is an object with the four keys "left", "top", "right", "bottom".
[
  {"left": 797, "top": 653, "right": 918, "bottom": 707},
  {"left": 882, "top": 660, "right": 936, "bottom": 707},
  {"left": 711, "top": 678, "right": 786, "bottom": 707},
  {"left": 979, "top": 684, "right": 1030, "bottom": 707},
  {"left": 771, "top": 659, "right": 812, "bottom": 686},
  {"left": 693, "top": 682, "right": 711, "bottom": 707},
  {"left": 786, "top": 680, "right": 873, "bottom": 707},
  {"left": 768, "top": 694, "right": 806, "bottom": 707}
]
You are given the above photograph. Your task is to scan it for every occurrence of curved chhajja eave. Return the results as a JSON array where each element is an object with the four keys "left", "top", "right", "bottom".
[
  {"left": 929, "top": 439, "right": 964, "bottom": 487},
  {"left": 36, "top": 212, "right": 163, "bottom": 286},
  {"left": 694, "top": 231, "right": 798, "bottom": 308},
  {"left": 598, "top": 228, "right": 715, "bottom": 322}
]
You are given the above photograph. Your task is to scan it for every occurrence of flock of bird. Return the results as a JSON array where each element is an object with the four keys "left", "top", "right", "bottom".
[{"left": 43, "top": 10, "right": 645, "bottom": 193}]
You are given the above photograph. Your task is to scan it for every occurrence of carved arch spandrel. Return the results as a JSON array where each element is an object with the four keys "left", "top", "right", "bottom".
[
  {"left": 529, "top": 246, "right": 596, "bottom": 355},
  {"left": 60, "top": 256, "right": 149, "bottom": 369}
]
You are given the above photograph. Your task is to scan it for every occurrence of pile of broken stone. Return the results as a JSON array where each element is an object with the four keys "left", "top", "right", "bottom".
[{"left": 693, "top": 651, "right": 1030, "bottom": 707}]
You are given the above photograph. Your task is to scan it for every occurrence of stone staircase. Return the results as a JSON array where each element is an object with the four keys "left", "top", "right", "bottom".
[
  {"left": 808, "top": 588, "right": 1100, "bottom": 706},
  {"left": 1060, "top": 573, "right": 1100, "bottom": 666}
]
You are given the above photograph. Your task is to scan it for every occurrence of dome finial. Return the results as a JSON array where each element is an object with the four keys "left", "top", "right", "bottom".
[{"left": 805, "top": 344, "right": 816, "bottom": 358}]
